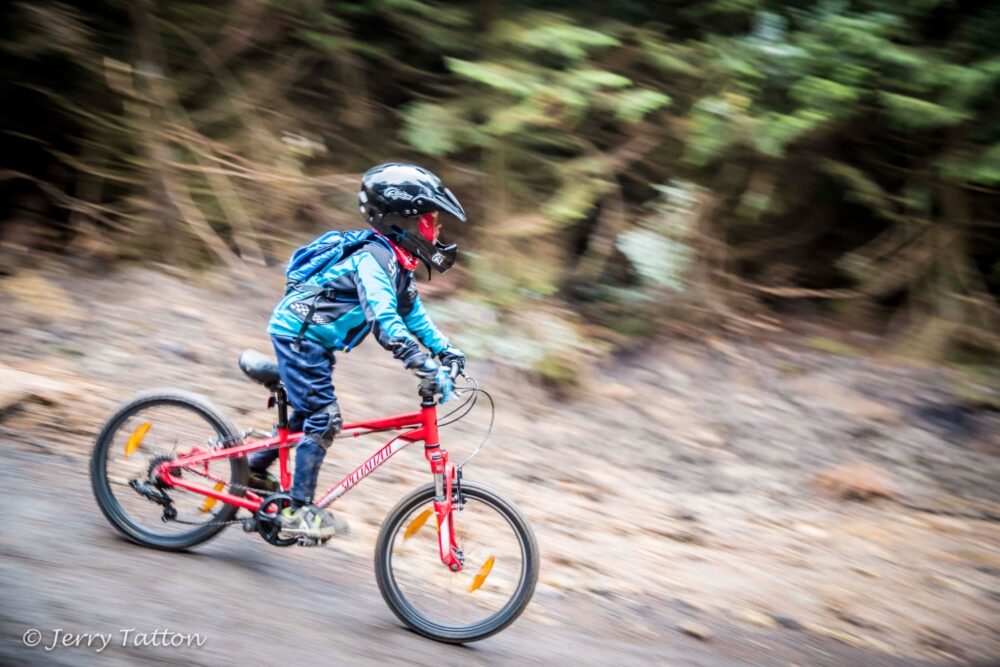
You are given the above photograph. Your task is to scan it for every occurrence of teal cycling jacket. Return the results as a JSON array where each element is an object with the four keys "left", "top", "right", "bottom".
[{"left": 269, "top": 233, "right": 449, "bottom": 367}]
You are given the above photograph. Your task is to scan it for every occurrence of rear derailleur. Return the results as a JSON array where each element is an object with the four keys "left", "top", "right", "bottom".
[{"left": 128, "top": 454, "right": 178, "bottom": 521}]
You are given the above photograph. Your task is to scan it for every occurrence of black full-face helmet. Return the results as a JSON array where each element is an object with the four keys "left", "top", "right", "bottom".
[{"left": 359, "top": 163, "right": 467, "bottom": 274}]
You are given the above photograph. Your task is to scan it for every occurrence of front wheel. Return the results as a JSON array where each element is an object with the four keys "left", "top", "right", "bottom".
[{"left": 375, "top": 480, "right": 539, "bottom": 643}]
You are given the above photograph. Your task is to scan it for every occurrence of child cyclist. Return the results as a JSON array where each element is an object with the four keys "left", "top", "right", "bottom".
[{"left": 248, "top": 163, "right": 468, "bottom": 542}]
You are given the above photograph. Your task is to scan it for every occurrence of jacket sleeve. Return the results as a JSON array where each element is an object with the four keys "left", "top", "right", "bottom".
[
  {"left": 401, "top": 293, "right": 450, "bottom": 356},
  {"left": 353, "top": 252, "right": 427, "bottom": 368}
]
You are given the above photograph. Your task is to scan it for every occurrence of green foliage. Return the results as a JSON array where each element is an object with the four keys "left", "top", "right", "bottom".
[
  {"left": 505, "top": 16, "right": 621, "bottom": 60},
  {"left": 878, "top": 93, "right": 970, "bottom": 130},
  {"left": 568, "top": 69, "right": 632, "bottom": 91},
  {"left": 636, "top": 32, "right": 701, "bottom": 76},
  {"left": 789, "top": 76, "right": 860, "bottom": 110},
  {"left": 960, "top": 143, "right": 1000, "bottom": 185},
  {"left": 446, "top": 58, "right": 536, "bottom": 96},
  {"left": 753, "top": 110, "right": 827, "bottom": 158},
  {"left": 819, "top": 160, "right": 898, "bottom": 221},
  {"left": 543, "top": 158, "right": 615, "bottom": 222},
  {"left": 400, "top": 103, "right": 460, "bottom": 156},
  {"left": 612, "top": 89, "right": 672, "bottom": 123},
  {"left": 685, "top": 96, "right": 742, "bottom": 166}
]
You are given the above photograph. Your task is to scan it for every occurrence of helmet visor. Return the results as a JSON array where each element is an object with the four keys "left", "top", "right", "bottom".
[{"left": 429, "top": 187, "right": 466, "bottom": 222}]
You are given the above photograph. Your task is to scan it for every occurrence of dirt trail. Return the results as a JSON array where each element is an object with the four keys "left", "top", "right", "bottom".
[{"left": 0, "top": 260, "right": 997, "bottom": 665}]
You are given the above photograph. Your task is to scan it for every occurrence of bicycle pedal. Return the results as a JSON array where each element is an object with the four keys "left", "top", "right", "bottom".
[{"left": 296, "top": 536, "right": 329, "bottom": 547}]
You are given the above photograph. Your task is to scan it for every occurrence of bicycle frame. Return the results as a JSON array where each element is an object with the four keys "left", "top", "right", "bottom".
[{"left": 153, "top": 394, "right": 463, "bottom": 571}]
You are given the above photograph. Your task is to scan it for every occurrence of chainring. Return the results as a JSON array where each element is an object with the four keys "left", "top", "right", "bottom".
[{"left": 255, "top": 493, "right": 298, "bottom": 547}]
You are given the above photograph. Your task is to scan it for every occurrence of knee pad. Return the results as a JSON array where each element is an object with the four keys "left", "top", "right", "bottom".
[{"left": 316, "top": 402, "right": 342, "bottom": 450}]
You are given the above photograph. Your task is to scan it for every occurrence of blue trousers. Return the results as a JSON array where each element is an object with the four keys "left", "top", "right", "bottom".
[{"left": 249, "top": 335, "right": 341, "bottom": 504}]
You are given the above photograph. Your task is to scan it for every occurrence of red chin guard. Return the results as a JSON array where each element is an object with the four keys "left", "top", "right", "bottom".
[
  {"left": 418, "top": 212, "right": 436, "bottom": 243},
  {"left": 376, "top": 213, "right": 438, "bottom": 273}
]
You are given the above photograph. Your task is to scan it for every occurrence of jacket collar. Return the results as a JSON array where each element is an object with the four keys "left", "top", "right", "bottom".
[{"left": 373, "top": 231, "right": 418, "bottom": 272}]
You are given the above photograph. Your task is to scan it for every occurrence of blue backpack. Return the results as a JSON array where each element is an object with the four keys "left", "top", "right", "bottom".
[
  {"left": 283, "top": 229, "right": 387, "bottom": 352},
  {"left": 284, "top": 229, "right": 376, "bottom": 290}
]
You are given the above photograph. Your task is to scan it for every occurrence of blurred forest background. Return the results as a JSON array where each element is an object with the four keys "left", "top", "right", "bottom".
[{"left": 2, "top": 0, "right": 999, "bottom": 381}]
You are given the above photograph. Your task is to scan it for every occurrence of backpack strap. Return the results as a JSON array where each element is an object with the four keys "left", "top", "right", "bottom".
[{"left": 289, "top": 284, "right": 328, "bottom": 353}]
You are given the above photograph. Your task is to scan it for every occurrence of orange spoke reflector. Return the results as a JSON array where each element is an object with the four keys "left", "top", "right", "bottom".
[
  {"left": 403, "top": 509, "right": 433, "bottom": 541},
  {"left": 199, "top": 482, "right": 225, "bottom": 513},
  {"left": 124, "top": 422, "right": 152, "bottom": 459},
  {"left": 468, "top": 556, "right": 495, "bottom": 592}
]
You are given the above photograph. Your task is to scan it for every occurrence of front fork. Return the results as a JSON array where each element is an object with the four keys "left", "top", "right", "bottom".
[{"left": 426, "top": 446, "right": 463, "bottom": 572}]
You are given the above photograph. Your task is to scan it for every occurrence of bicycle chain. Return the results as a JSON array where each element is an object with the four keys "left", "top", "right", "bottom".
[
  {"left": 144, "top": 430, "right": 281, "bottom": 528},
  {"left": 158, "top": 465, "right": 280, "bottom": 528}
]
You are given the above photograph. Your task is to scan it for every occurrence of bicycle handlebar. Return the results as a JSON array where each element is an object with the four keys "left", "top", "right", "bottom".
[{"left": 418, "top": 361, "right": 465, "bottom": 402}]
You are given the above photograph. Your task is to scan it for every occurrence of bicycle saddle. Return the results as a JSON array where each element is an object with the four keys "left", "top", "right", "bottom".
[{"left": 239, "top": 349, "right": 281, "bottom": 388}]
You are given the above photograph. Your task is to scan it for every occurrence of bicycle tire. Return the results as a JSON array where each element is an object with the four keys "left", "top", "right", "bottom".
[
  {"left": 90, "top": 388, "right": 248, "bottom": 551},
  {"left": 374, "top": 480, "right": 539, "bottom": 643}
]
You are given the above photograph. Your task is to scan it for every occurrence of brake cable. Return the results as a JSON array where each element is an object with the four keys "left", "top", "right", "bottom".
[
  {"left": 436, "top": 375, "right": 496, "bottom": 469},
  {"left": 437, "top": 377, "right": 479, "bottom": 426}
]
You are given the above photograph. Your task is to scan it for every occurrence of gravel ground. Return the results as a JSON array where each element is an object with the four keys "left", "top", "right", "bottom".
[{"left": 0, "top": 260, "right": 997, "bottom": 665}]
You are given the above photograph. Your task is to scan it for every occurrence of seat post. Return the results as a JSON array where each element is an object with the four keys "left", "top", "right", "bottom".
[{"left": 274, "top": 386, "right": 289, "bottom": 430}]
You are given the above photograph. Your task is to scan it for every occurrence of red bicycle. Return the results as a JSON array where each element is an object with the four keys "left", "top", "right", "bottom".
[{"left": 90, "top": 349, "right": 539, "bottom": 643}]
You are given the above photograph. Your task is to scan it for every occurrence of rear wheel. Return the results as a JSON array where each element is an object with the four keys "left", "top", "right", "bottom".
[
  {"left": 90, "top": 389, "right": 248, "bottom": 551},
  {"left": 375, "top": 481, "right": 539, "bottom": 643}
]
